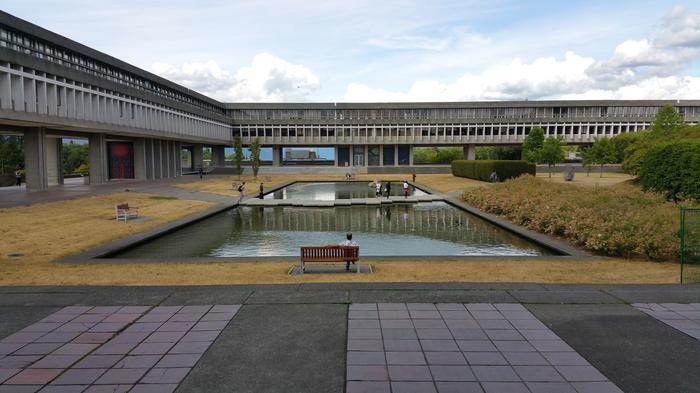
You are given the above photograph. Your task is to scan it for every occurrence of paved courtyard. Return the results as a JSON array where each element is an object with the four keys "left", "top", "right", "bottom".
[{"left": 0, "top": 284, "right": 699, "bottom": 393}]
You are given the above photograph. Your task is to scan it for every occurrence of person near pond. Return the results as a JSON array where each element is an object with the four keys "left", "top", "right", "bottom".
[
  {"left": 384, "top": 181, "right": 391, "bottom": 198},
  {"left": 375, "top": 181, "right": 382, "bottom": 197},
  {"left": 412, "top": 173, "right": 416, "bottom": 183},
  {"left": 339, "top": 232, "right": 358, "bottom": 271},
  {"left": 15, "top": 169, "right": 22, "bottom": 186},
  {"left": 198, "top": 167, "right": 203, "bottom": 180},
  {"left": 489, "top": 171, "right": 499, "bottom": 183},
  {"left": 402, "top": 180, "right": 409, "bottom": 197},
  {"left": 237, "top": 181, "right": 246, "bottom": 203},
  {"left": 258, "top": 182, "right": 264, "bottom": 199}
]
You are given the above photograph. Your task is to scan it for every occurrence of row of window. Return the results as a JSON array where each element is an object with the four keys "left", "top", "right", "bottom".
[
  {"left": 0, "top": 26, "right": 223, "bottom": 115},
  {"left": 233, "top": 123, "right": 646, "bottom": 138},
  {"left": 229, "top": 106, "right": 698, "bottom": 122}
]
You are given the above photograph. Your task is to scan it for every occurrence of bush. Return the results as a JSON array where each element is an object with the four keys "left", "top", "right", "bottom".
[
  {"left": 452, "top": 160, "right": 535, "bottom": 182},
  {"left": 639, "top": 142, "right": 700, "bottom": 201},
  {"left": 462, "top": 175, "right": 697, "bottom": 260}
]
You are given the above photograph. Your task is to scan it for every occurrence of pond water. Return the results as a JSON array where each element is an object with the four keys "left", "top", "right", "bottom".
[
  {"left": 113, "top": 202, "right": 554, "bottom": 258},
  {"left": 264, "top": 181, "right": 426, "bottom": 200}
]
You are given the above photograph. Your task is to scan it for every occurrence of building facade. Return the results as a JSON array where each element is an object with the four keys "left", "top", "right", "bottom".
[{"left": 1, "top": 11, "right": 699, "bottom": 190}]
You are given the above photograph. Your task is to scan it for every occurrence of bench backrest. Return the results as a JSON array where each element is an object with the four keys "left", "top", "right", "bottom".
[
  {"left": 116, "top": 203, "right": 129, "bottom": 210},
  {"left": 300, "top": 246, "right": 359, "bottom": 261}
]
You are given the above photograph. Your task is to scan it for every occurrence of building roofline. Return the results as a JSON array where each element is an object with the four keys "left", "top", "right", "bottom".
[{"left": 0, "top": 10, "right": 224, "bottom": 108}]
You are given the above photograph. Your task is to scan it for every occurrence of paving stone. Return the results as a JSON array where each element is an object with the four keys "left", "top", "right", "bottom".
[
  {"left": 518, "top": 330, "right": 560, "bottom": 341},
  {"left": 180, "top": 331, "right": 219, "bottom": 342},
  {"left": 130, "top": 343, "right": 174, "bottom": 356},
  {"left": 409, "top": 311, "right": 442, "bottom": 319},
  {"left": 492, "top": 341, "right": 535, "bottom": 353},
  {"left": 380, "top": 320, "right": 413, "bottom": 329},
  {"left": 554, "top": 366, "right": 607, "bottom": 382},
  {"left": 528, "top": 340, "right": 574, "bottom": 352},
  {"left": 94, "top": 368, "right": 148, "bottom": 385},
  {"left": 502, "top": 352, "right": 549, "bottom": 366},
  {"left": 391, "top": 381, "right": 437, "bottom": 393},
  {"left": 72, "top": 316, "right": 106, "bottom": 324},
  {"left": 465, "top": 304, "right": 496, "bottom": 312},
  {"left": 140, "top": 367, "right": 190, "bottom": 384},
  {"left": 438, "top": 311, "right": 472, "bottom": 320},
  {"left": 167, "top": 314, "right": 204, "bottom": 323},
  {"left": 349, "top": 311, "right": 379, "bottom": 319},
  {"left": 179, "top": 306, "right": 211, "bottom": 314},
  {"left": 412, "top": 320, "right": 447, "bottom": 329},
  {"left": 434, "top": 381, "right": 484, "bottom": 393},
  {"left": 38, "top": 385, "right": 88, "bottom": 393},
  {"left": 2, "top": 333, "right": 44, "bottom": 344},
  {"left": 463, "top": 352, "right": 508, "bottom": 366},
  {"left": 445, "top": 320, "right": 480, "bottom": 329},
  {"left": 134, "top": 315, "right": 170, "bottom": 324},
  {"left": 52, "top": 344, "right": 98, "bottom": 356},
  {"left": 19, "top": 324, "right": 62, "bottom": 334},
  {"left": 481, "top": 382, "right": 530, "bottom": 393},
  {"left": 525, "top": 382, "right": 577, "bottom": 393},
  {"left": 424, "top": 352, "right": 466, "bottom": 365},
  {"left": 53, "top": 324, "right": 94, "bottom": 334},
  {"left": 154, "top": 354, "right": 202, "bottom": 368},
  {"left": 387, "top": 365, "right": 432, "bottom": 381},
  {"left": 436, "top": 304, "right": 467, "bottom": 311},
  {"left": 378, "top": 304, "right": 408, "bottom": 311},
  {"left": 126, "top": 324, "right": 164, "bottom": 334},
  {"left": 0, "top": 386, "right": 42, "bottom": 393},
  {"left": 416, "top": 329, "right": 452, "bottom": 340},
  {"left": 58, "top": 307, "right": 92, "bottom": 315},
  {"left": 5, "top": 369, "right": 62, "bottom": 385},
  {"left": 500, "top": 311, "right": 537, "bottom": 320},
  {"left": 348, "top": 329, "right": 382, "bottom": 340},
  {"left": 382, "top": 329, "right": 417, "bottom": 340},
  {"left": 92, "top": 343, "right": 137, "bottom": 356},
  {"left": 456, "top": 340, "right": 497, "bottom": 352},
  {"left": 449, "top": 329, "right": 487, "bottom": 340},
  {"left": 383, "top": 340, "right": 422, "bottom": 352},
  {"left": 167, "top": 341, "right": 212, "bottom": 355},
  {"left": 127, "top": 384, "right": 177, "bottom": 393},
  {"left": 509, "top": 319, "right": 547, "bottom": 330},
  {"left": 419, "top": 340, "right": 459, "bottom": 352},
  {"left": 349, "top": 304, "right": 378, "bottom": 311},
  {"left": 386, "top": 352, "right": 425, "bottom": 365},
  {"left": 39, "top": 315, "right": 76, "bottom": 324},
  {"left": 541, "top": 352, "right": 590, "bottom": 366},
  {"left": 102, "top": 314, "right": 141, "bottom": 324},
  {"left": 87, "top": 324, "right": 127, "bottom": 334},
  {"left": 117, "top": 307, "right": 150, "bottom": 314},
  {"left": 72, "top": 355, "right": 123, "bottom": 369},
  {"left": 494, "top": 304, "right": 527, "bottom": 312},
  {"left": 0, "top": 356, "right": 42, "bottom": 369},
  {"left": 112, "top": 355, "right": 162, "bottom": 369},
  {"left": 347, "top": 352, "right": 386, "bottom": 366},
  {"left": 379, "top": 310, "right": 411, "bottom": 320},
  {"left": 87, "top": 307, "right": 120, "bottom": 315},
  {"left": 143, "top": 332, "right": 186, "bottom": 344},
  {"left": 407, "top": 304, "right": 438, "bottom": 311},
  {"left": 72, "top": 333, "right": 113, "bottom": 345},
  {"left": 28, "top": 355, "right": 82, "bottom": 369},
  {"left": 346, "top": 365, "right": 389, "bottom": 381},
  {"left": 0, "top": 369, "right": 21, "bottom": 383},
  {"left": 470, "top": 312, "right": 503, "bottom": 320},
  {"left": 349, "top": 320, "right": 381, "bottom": 329},
  {"left": 429, "top": 365, "right": 476, "bottom": 381},
  {"left": 148, "top": 307, "right": 181, "bottom": 315},
  {"left": 471, "top": 365, "right": 521, "bottom": 382},
  {"left": 476, "top": 320, "right": 513, "bottom": 330},
  {"left": 349, "top": 340, "right": 385, "bottom": 352},
  {"left": 513, "top": 365, "right": 564, "bottom": 382},
  {"left": 14, "top": 343, "right": 64, "bottom": 356},
  {"left": 191, "top": 321, "right": 228, "bottom": 331},
  {"left": 0, "top": 343, "right": 25, "bottom": 356},
  {"left": 484, "top": 330, "right": 524, "bottom": 341},
  {"left": 50, "top": 368, "right": 106, "bottom": 385},
  {"left": 107, "top": 333, "right": 149, "bottom": 344},
  {"left": 570, "top": 381, "right": 623, "bottom": 393},
  {"left": 346, "top": 381, "right": 391, "bottom": 393}
]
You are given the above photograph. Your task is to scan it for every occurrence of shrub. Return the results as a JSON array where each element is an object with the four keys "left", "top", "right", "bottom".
[
  {"left": 452, "top": 160, "right": 535, "bottom": 182},
  {"left": 462, "top": 175, "right": 697, "bottom": 261},
  {"left": 639, "top": 142, "right": 700, "bottom": 201}
]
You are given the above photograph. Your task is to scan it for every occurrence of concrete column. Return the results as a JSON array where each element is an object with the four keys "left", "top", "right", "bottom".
[
  {"left": 46, "top": 138, "right": 63, "bottom": 185},
  {"left": 192, "top": 143, "right": 204, "bottom": 170},
  {"left": 272, "top": 146, "right": 281, "bottom": 166},
  {"left": 333, "top": 145, "right": 338, "bottom": 166},
  {"left": 212, "top": 145, "right": 226, "bottom": 167},
  {"left": 134, "top": 138, "right": 147, "bottom": 180},
  {"left": 463, "top": 144, "right": 476, "bottom": 160},
  {"left": 175, "top": 142, "right": 182, "bottom": 176},
  {"left": 23, "top": 127, "right": 48, "bottom": 192},
  {"left": 89, "top": 133, "right": 108, "bottom": 185},
  {"left": 394, "top": 145, "right": 399, "bottom": 166},
  {"left": 364, "top": 145, "right": 369, "bottom": 167},
  {"left": 348, "top": 145, "right": 354, "bottom": 167},
  {"left": 153, "top": 140, "right": 162, "bottom": 179},
  {"left": 379, "top": 144, "right": 384, "bottom": 167},
  {"left": 408, "top": 145, "right": 414, "bottom": 166}
]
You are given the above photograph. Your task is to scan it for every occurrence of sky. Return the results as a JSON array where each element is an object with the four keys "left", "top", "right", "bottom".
[{"left": 3, "top": 1, "right": 700, "bottom": 103}]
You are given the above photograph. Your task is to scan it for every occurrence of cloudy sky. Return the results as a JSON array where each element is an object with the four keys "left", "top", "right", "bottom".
[{"left": 3, "top": 1, "right": 700, "bottom": 102}]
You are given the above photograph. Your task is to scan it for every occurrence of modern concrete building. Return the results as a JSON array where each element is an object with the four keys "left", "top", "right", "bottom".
[{"left": 1, "top": 11, "right": 699, "bottom": 190}]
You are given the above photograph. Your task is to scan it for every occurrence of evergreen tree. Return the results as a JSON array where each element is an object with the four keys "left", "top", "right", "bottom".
[
  {"left": 522, "top": 127, "right": 545, "bottom": 163},
  {"left": 250, "top": 138, "right": 261, "bottom": 179},
  {"left": 0, "top": 136, "right": 24, "bottom": 174},
  {"left": 233, "top": 136, "right": 244, "bottom": 179},
  {"left": 650, "top": 105, "right": 684, "bottom": 134}
]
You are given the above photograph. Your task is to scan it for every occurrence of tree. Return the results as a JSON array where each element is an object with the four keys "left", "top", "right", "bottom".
[
  {"left": 232, "top": 136, "right": 244, "bottom": 179},
  {"left": 522, "top": 127, "right": 544, "bottom": 163},
  {"left": 203, "top": 148, "right": 212, "bottom": 161},
  {"left": 538, "top": 136, "right": 565, "bottom": 178},
  {"left": 249, "top": 138, "right": 261, "bottom": 179},
  {"left": 580, "top": 146, "right": 593, "bottom": 177},
  {"left": 62, "top": 142, "right": 89, "bottom": 174},
  {"left": 0, "top": 136, "right": 23, "bottom": 174},
  {"left": 650, "top": 105, "right": 684, "bottom": 134},
  {"left": 586, "top": 138, "right": 616, "bottom": 177}
]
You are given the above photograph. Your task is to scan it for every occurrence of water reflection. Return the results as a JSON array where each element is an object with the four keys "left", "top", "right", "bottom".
[
  {"left": 115, "top": 202, "right": 552, "bottom": 258},
  {"left": 265, "top": 182, "right": 426, "bottom": 200}
]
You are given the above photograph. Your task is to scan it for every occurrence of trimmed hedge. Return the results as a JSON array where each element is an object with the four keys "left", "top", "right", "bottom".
[
  {"left": 451, "top": 160, "right": 535, "bottom": 181},
  {"left": 640, "top": 142, "right": 700, "bottom": 201}
]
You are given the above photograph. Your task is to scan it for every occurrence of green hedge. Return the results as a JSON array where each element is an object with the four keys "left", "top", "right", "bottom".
[
  {"left": 640, "top": 142, "right": 700, "bottom": 201},
  {"left": 451, "top": 160, "right": 535, "bottom": 181}
]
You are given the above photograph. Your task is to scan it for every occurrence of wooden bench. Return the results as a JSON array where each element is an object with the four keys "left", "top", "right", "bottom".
[
  {"left": 299, "top": 245, "right": 360, "bottom": 273},
  {"left": 115, "top": 203, "right": 139, "bottom": 221}
]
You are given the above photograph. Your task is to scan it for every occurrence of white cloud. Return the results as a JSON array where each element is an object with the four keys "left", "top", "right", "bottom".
[
  {"left": 151, "top": 53, "right": 320, "bottom": 102},
  {"left": 344, "top": 6, "right": 700, "bottom": 102},
  {"left": 367, "top": 35, "right": 451, "bottom": 51}
]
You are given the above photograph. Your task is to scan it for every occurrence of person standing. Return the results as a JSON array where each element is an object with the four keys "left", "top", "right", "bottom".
[
  {"left": 412, "top": 173, "right": 416, "bottom": 183},
  {"left": 198, "top": 167, "right": 203, "bottom": 180},
  {"left": 258, "top": 182, "right": 264, "bottom": 199},
  {"left": 385, "top": 181, "right": 391, "bottom": 198},
  {"left": 15, "top": 169, "right": 21, "bottom": 186},
  {"left": 375, "top": 181, "right": 382, "bottom": 197},
  {"left": 237, "top": 181, "right": 246, "bottom": 203},
  {"left": 402, "top": 180, "right": 409, "bottom": 198}
]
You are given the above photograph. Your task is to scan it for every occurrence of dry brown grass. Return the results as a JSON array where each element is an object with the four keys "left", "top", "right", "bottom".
[
  {"left": 535, "top": 171, "right": 633, "bottom": 186},
  {"left": 176, "top": 172, "right": 489, "bottom": 196}
]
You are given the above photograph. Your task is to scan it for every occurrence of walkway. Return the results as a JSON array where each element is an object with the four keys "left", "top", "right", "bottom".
[{"left": 0, "top": 283, "right": 699, "bottom": 393}]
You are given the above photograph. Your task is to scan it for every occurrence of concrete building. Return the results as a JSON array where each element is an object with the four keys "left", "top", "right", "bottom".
[{"left": 1, "top": 11, "right": 699, "bottom": 191}]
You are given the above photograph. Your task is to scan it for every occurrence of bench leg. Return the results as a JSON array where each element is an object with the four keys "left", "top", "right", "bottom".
[
  {"left": 357, "top": 260, "right": 361, "bottom": 273},
  {"left": 300, "top": 259, "right": 304, "bottom": 274}
]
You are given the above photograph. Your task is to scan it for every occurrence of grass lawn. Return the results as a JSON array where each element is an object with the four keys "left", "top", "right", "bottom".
[
  {"left": 0, "top": 172, "right": 683, "bottom": 286},
  {"left": 535, "top": 171, "right": 633, "bottom": 186}
]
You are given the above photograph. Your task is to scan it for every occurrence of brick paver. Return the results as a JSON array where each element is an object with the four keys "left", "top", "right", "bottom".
[
  {"left": 346, "top": 303, "right": 623, "bottom": 393},
  {"left": 632, "top": 303, "right": 700, "bottom": 341},
  {"left": 0, "top": 305, "right": 240, "bottom": 392}
]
